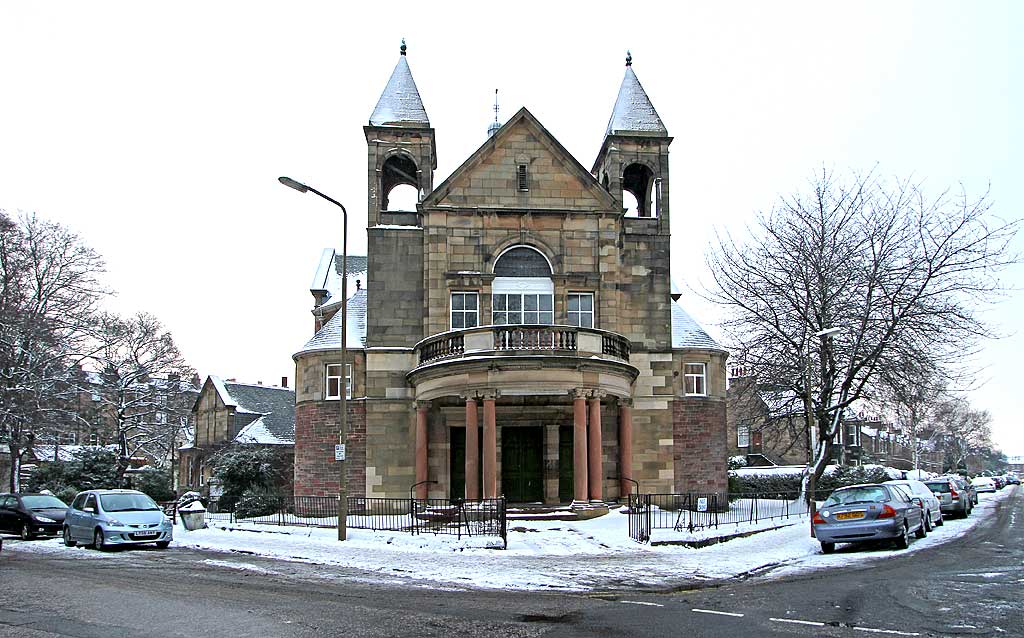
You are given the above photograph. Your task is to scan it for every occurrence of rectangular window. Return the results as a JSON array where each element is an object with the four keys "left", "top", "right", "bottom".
[
  {"left": 326, "top": 363, "right": 353, "bottom": 400},
  {"left": 88, "top": 432, "right": 99, "bottom": 446},
  {"left": 450, "top": 292, "right": 479, "bottom": 330},
  {"left": 846, "top": 424, "right": 860, "bottom": 446},
  {"left": 492, "top": 293, "right": 552, "bottom": 325},
  {"left": 737, "top": 424, "right": 750, "bottom": 448},
  {"left": 155, "top": 411, "right": 167, "bottom": 424},
  {"left": 567, "top": 292, "right": 594, "bottom": 328},
  {"left": 517, "top": 164, "right": 528, "bottom": 191},
  {"left": 59, "top": 432, "right": 77, "bottom": 445},
  {"left": 684, "top": 363, "right": 707, "bottom": 396}
]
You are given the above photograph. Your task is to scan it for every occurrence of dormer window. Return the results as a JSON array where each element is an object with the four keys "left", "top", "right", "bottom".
[{"left": 517, "top": 164, "right": 529, "bottom": 191}]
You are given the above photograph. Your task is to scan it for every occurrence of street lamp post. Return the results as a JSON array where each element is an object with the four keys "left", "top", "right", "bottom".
[{"left": 278, "top": 176, "right": 349, "bottom": 541}]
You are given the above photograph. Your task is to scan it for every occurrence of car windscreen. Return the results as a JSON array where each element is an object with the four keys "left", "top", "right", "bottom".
[
  {"left": 823, "top": 486, "right": 889, "bottom": 507},
  {"left": 21, "top": 495, "right": 68, "bottom": 510},
  {"left": 925, "top": 482, "right": 951, "bottom": 493},
  {"left": 99, "top": 493, "right": 160, "bottom": 512}
]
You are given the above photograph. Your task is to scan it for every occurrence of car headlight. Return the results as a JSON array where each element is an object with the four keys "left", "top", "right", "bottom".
[
  {"left": 107, "top": 518, "right": 125, "bottom": 527},
  {"left": 33, "top": 515, "right": 56, "bottom": 523}
]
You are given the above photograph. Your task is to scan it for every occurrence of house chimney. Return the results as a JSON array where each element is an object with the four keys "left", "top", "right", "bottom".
[
  {"left": 281, "top": 376, "right": 288, "bottom": 388},
  {"left": 227, "top": 378, "right": 237, "bottom": 382},
  {"left": 356, "top": 279, "right": 362, "bottom": 291},
  {"left": 257, "top": 380, "right": 262, "bottom": 385}
]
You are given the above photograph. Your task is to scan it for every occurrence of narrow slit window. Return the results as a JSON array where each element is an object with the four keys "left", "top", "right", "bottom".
[{"left": 517, "top": 164, "right": 529, "bottom": 191}]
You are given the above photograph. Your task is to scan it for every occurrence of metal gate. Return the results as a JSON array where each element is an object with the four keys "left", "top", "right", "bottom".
[{"left": 628, "top": 493, "right": 651, "bottom": 543}]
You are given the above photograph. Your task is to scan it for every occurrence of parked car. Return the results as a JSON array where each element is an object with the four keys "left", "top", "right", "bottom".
[
  {"left": 947, "top": 475, "right": 978, "bottom": 506},
  {"left": 924, "top": 478, "right": 971, "bottom": 518},
  {"left": 885, "top": 479, "right": 943, "bottom": 530},
  {"left": 0, "top": 493, "right": 68, "bottom": 539},
  {"left": 991, "top": 476, "right": 1005, "bottom": 489},
  {"left": 63, "top": 490, "right": 172, "bottom": 550},
  {"left": 813, "top": 483, "right": 926, "bottom": 554},
  {"left": 971, "top": 477, "right": 997, "bottom": 493},
  {"left": 1007, "top": 474, "right": 1021, "bottom": 486}
]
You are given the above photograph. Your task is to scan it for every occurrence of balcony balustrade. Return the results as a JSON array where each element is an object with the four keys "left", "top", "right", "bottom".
[{"left": 415, "top": 325, "right": 631, "bottom": 367}]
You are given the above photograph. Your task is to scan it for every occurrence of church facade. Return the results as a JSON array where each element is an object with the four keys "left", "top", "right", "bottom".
[{"left": 292, "top": 45, "right": 729, "bottom": 506}]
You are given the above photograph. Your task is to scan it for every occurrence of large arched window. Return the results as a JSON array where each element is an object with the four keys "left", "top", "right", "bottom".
[{"left": 491, "top": 246, "right": 553, "bottom": 325}]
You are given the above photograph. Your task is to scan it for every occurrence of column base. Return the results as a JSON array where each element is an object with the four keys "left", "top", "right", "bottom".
[{"left": 570, "top": 500, "right": 609, "bottom": 520}]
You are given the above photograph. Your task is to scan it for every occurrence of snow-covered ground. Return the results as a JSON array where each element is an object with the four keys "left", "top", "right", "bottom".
[{"left": 7, "top": 489, "right": 1015, "bottom": 592}]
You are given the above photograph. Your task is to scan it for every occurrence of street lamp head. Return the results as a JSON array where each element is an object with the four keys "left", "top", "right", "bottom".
[
  {"left": 278, "top": 176, "right": 309, "bottom": 193},
  {"left": 815, "top": 326, "right": 843, "bottom": 338}
]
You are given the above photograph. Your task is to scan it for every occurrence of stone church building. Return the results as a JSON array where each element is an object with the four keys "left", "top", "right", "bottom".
[{"left": 292, "top": 45, "right": 728, "bottom": 507}]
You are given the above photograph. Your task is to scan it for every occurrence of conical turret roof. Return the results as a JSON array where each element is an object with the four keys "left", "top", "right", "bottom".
[
  {"left": 369, "top": 42, "right": 429, "bottom": 127},
  {"left": 604, "top": 54, "right": 667, "bottom": 137}
]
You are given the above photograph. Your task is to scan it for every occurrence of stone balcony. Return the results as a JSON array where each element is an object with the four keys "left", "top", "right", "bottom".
[{"left": 407, "top": 325, "right": 638, "bottom": 401}]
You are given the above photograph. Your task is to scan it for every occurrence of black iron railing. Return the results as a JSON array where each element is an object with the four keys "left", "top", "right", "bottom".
[
  {"left": 187, "top": 495, "right": 507, "bottom": 548},
  {"left": 628, "top": 491, "right": 812, "bottom": 543}
]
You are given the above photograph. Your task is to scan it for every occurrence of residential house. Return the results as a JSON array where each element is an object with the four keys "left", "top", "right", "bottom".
[{"left": 178, "top": 376, "right": 295, "bottom": 495}]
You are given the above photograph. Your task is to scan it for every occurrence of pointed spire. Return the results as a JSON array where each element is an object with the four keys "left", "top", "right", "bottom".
[
  {"left": 369, "top": 40, "right": 429, "bottom": 127},
  {"left": 487, "top": 89, "right": 501, "bottom": 138},
  {"left": 604, "top": 52, "right": 667, "bottom": 137}
]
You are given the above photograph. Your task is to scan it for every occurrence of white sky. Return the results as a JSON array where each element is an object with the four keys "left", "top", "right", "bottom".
[{"left": 1, "top": 2, "right": 1020, "bottom": 454}]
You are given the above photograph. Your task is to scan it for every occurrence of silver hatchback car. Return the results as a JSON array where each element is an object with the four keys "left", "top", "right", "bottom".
[{"left": 63, "top": 490, "right": 173, "bottom": 550}]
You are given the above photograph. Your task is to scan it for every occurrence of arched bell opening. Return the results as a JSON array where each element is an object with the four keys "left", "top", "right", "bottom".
[
  {"left": 622, "top": 163, "right": 657, "bottom": 218},
  {"left": 381, "top": 154, "right": 419, "bottom": 212}
]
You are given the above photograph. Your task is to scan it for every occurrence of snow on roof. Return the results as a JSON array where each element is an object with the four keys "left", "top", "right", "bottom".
[
  {"left": 604, "top": 65, "right": 668, "bottom": 137},
  {"left": 758, "top": 389, "right": 803, "bottom": 418},
  {"left": 671, "top": 301, "right": 725, "bottom": 351},
  {"left": 221, "top": 382, "right": 295, "bottom": 443},
  {"left": 30, "top": 444, "right": 118, "bottom": 462},
  {"left": 297, "top": 289, "right": 368, "bottom": 355},
  {"left": 210, "top": 375, "right": 237, "bottom": 408},
  {"left": 368, "top": 54, "right": 430, "bottom": 127},
  {"left": 233, "top": 416, "right": 293, "bottom": 446},
  {"left": 311, "top": 251, "right": 368, "bottom": 310}
]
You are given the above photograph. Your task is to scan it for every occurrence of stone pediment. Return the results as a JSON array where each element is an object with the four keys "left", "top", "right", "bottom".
[{"left": 422, "top": 108, "right": 616, "bottom": 212}]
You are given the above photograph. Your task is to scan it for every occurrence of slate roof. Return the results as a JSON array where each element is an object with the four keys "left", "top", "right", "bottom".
[
  {"left": 311, "top": 250, "right": 368, "bottom": 310},
  {"left": 296, "top": 288, "right": 368, "bottom": 355},
  {"left": 209, "top": 377, "right": 295, "bottom": 444},
  {"left": 369, "top": 55, "right": 430, "bottom": 127},
  {"left": 604, "top": 65, "right": 668, "bottom": 137},
  {"left": 671, "top": 301, "right": 725, "bottom": 352}
]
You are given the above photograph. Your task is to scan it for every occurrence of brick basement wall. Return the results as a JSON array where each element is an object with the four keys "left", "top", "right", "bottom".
[
  {"left": 294, "top": 400, "right": 366, "bottom": 498},
  {"left": 673, "top": 398, "right": 728, "bottom": 495}
]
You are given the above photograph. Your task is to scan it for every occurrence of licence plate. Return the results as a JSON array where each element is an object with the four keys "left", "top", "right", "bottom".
[
  {"left": 134, "top": 531, "right": 158, "bottom": 538},
  {"left": 836, "top": 511, "right": 864, "bottom": 520}
]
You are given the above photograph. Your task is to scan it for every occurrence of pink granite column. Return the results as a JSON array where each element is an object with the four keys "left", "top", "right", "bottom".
[
  {"left": 465, "top": 396, "right": 479, "bottom": 500},
  {"left": 572, "top": 389, "right": 589, "bottom": 503},
  {"left": 482, "top": 393, "right": 497, "bottom": 499},
  {"left": 415, "top": 402, "right": 429, "bottom": 499},
  {"left": 588, "top": 393, "right": 604, "bottom": 502}
]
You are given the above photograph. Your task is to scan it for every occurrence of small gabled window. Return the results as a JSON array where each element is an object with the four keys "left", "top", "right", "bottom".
[{"left": 517, "top": 164, "right": 529, "bottom": 191}]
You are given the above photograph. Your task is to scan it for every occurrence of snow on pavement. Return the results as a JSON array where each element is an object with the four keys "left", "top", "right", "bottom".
[{"left": 7, "top": 488, "right": 1015, "bottom": 592}]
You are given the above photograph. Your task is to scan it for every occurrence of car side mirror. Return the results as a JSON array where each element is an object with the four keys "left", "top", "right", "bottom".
[
  {"left": 83, "top": 506, "right": 96, "bottom": 514},
  {"left": 911, "top": 498, "right": 923, "bottom": 507}
]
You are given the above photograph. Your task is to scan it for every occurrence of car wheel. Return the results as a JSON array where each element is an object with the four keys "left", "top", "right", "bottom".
[
  {"left": 820, "top": 542, "right": 835, "bottom": 554},
  {"left": 924, "top": 511, "right": 933, "bottom": 532},
  {"left": 155, "top": 541, "right": 170, "bottom": 549},
  {"left": 895, "top": 522, "right": 911, "bottom": 549},
  {"left": 62, "top": 526, "right": 76, "bottom": 547},
  {"left": 93, "top": 529, "right": 106, "bottom": 551},
  {"left": 20, "top": 523, "right": 33, "bottom": 541},
  {"left": 936, "top": 512, "right": 944, "bottom": 527}
]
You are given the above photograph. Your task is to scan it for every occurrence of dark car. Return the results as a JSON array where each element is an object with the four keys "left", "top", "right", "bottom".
[
  {"left": 0, "top": 493, "right": 69, "bottom": 539},
  {"left": 813, "top": 483, "right": 925, "bottom": 554}
]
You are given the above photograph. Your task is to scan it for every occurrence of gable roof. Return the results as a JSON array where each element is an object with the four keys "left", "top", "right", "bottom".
[
  {"left": 604, "top": 64, "right": 668, "bottom": 137},
  {"left": 422, "top": 107, "right": 616, "bottom": 211},
  {"left": 199, "top": 376, "right": 295, "bottom": 444},
  {"left": 671, "top": 301, "right": 726, "bottom": 352},
  {"left": 368, "top": 54, "right": 430, "bottom": 127}
]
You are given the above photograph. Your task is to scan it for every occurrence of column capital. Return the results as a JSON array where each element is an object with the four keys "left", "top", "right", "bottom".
[
  {"left": 570, "top": 388, "right": 589, "bottom": 400},
  {"left": 415, "top": 400, "right": 432, "bottom": 412},
  {"left": 460, "top": 392, "right": 478, "bottom": 402},
  {"left": 618, "top": 397, "right": 633, "bottom": 408},
  {"left": 478, "top": 389, "right": 499, "bottom": 401},
  {"left": 588, "top": 390, "right": 606, "bottom": 401}
]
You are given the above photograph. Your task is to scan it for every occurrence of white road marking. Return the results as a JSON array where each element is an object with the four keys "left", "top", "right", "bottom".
[
  {"left": 619, "top": 600, "right": 664, "bottom": 607},
  {"left": 692, "top": 608, "right": 744, "bottom": 617},
  {"left": 853, "top": 627, "right": 920, "bottom": 636},
  {"left": 770, "top": 618, "right": 825, "bottom": 627}
]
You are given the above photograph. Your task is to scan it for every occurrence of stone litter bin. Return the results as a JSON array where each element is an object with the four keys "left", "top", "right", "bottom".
[{"left": 179, "top": 499, "right": 207, "bottom": 531}]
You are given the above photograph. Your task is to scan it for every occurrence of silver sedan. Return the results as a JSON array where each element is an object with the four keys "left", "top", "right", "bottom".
[{"left": 813, "top": 484, "right": 925, "bottom": 554}]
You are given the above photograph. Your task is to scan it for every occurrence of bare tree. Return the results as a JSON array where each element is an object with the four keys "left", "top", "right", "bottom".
[
  {"left": 933, "top": 399, "right": 992, "bottom": 472},
  {"left": 707, "top": 169, "right": 1017, "bottom": 504},
  {"left": 0, "top": 211, "right": 108, "bottom": 491},
  {"left": 88, "top": 312, "right": 195, "bottom": 484}
]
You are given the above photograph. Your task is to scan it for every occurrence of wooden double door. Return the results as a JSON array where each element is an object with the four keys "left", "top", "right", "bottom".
[{"left": 451, "top": 425, "right": 574, "bottom": 503}]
